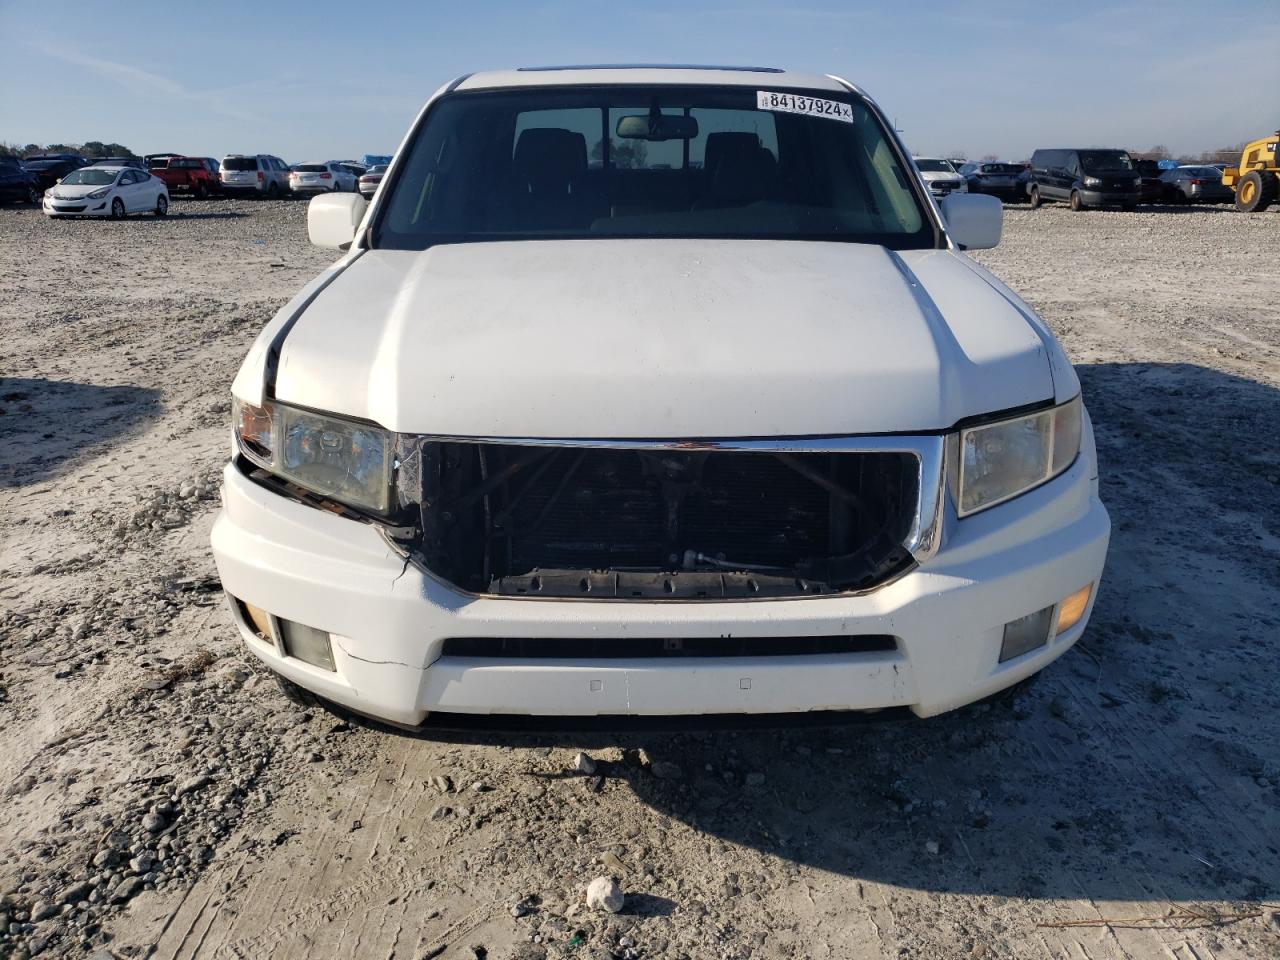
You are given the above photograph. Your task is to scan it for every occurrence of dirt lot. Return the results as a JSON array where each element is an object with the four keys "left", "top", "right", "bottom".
[{"left": 2, "top": 198, "right": 1278, "bottom": 960}]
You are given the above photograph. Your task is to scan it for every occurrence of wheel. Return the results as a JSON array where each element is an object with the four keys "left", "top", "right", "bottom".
[
  {"left": 1121, "top": 202, "right": 1136, "bottom": 212},
  {"left": 1069, "top": 190, "right": 1084, "bottom": 212},
  {"left": 111, "top": 197, "right": 125, "bottom": 220},
  {"left": 1235, "top": 170, "right": 1277, "bottom": 212},
  {"left": 1029, "top": 185, "right": 1041, "bottom": 209},
  {"left": 266, "top": 181, "right": 280, "bottom": 199},
  {"left": 194, "top": 181, "right": 208, "bottom": 200},
  {"left": 26, "top": 185, "right": 40, "bottom": 204},
  {"left": 154, "top": 194, "right": 168, "bottom": 217}
]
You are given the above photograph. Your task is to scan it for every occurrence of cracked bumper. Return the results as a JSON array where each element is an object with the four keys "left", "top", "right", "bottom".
[{"left": 212, "top": 453, "right": 1109, "bottom": 726}]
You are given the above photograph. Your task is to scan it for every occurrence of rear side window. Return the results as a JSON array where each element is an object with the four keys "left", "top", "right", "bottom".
[
  {"left": 513, "top": 108, "right": 603, "bottom": 166},
  {"left": 223, "top": 157, "right": 258, "bottom": 171}
]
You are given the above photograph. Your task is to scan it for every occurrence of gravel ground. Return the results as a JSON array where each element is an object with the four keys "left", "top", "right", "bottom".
[{"left": 1, "top": 198, "right": 1278, "bottom": 960}]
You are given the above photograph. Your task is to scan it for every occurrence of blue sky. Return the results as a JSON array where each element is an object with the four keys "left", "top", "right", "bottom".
[{"left": 1, "top": 0, "right": 1275, "bottom": 162}]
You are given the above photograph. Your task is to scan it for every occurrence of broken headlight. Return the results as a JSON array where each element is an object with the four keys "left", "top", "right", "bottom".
[
  {"left": 233, "top": 398, "right": 393, "bottom": 514},
  {"left": 957, "top": 396, "right": 1081, "bottom": 517}
]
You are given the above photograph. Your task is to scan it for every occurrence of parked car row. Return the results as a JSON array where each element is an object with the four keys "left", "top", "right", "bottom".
[
  {"left": 916, "top": 148, "right": 1253, "bottom": 212},
  {"left": 0, "top": 151, "right": 393, "bottom": 210}
]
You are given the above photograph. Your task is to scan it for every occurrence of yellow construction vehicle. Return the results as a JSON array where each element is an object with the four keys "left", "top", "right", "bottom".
[{"left": 1222, "top": 132, "right": 1279, "bottom": 212}]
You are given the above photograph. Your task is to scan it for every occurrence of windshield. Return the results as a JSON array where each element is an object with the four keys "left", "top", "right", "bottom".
[
  {"left": 61, "top": 169, "right": 117, "bottom": 185},
  {"left": 981, "top": 163, "right": 1021, "bottom": 174},
  {"left": 374, "top": 85, "right": 933, "bottom": 250},
  {"left": 914, "top": 159, "right": 953, "bottom": 173},
  {"left": 222, "top": 157, "right": 258, "bottom": 171},
  {"left": 296, "top": 164, "right": 329, "bottom": 173},
  {"left": 366, "top": 165, "right": 388, "bottom": 174},
  {"left": 1079, "top": 150, "right": 1134, "bottom": 173}
]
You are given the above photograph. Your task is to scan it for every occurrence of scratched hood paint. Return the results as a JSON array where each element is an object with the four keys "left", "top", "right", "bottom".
[{"left": 266, "top": 239, "right": 1055, "bottom": 437}]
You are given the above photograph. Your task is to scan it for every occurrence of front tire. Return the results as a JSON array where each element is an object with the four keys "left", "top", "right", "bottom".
[
  {"left": 154, "top": 194, "right": 168, "bottom": 217},
  {"left": 1029, "top": 185, "right": 1042, "bottom": 209},
  {"left": 266, "top": 181, "right": 280, "bottom": 199},
  {"left": 1069, "top": 190, "right": 1084, "bottom": 212},
  {"left": 27, "top": 185, "right": 40, "bottom": 204},
  {"left": 111, "top": 197, "right": 125, "bottom": 220},
  {"left": 1236, "top": 170, "right": 1277, "bottom": 212}
]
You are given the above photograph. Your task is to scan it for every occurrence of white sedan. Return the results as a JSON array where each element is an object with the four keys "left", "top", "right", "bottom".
[{"left": 43, "top": 165, "right": 169, "bottom": 218}]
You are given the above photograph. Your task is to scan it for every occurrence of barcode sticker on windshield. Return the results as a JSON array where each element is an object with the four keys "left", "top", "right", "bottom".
[{"left": 757, "top": 91, "right": 853, "bottom": 123}]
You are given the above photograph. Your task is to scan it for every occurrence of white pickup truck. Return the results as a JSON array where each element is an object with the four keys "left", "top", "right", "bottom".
[{"left": 212, "top": 65, "right": 1109, "bottom": 727}]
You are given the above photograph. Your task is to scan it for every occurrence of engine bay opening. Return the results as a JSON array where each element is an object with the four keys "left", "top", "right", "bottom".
[{"left": 394, "top": 441, "right": 920, "bottom": 599}]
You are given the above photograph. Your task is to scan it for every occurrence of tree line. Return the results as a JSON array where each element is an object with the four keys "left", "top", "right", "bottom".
[{"left": 0, "top": 141, "right": 139, "bottom": 159}]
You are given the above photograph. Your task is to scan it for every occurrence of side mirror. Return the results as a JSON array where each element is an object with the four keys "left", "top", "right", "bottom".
[
  {"left": 940, "top": 193, "right": 1002, "bottom": 250},
  {"left": 308, "top": 192, "right": 368, "bottom": 249}
]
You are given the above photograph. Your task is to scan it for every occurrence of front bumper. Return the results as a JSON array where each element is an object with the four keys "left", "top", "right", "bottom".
[
  {"left": 212, "top": 438, "right": 1110, "bottom": 726},
  {"left": 1079, "top": 189, "right": 1140, "bottom": 207},
  {"left": 43, "top": 197, "right": 109, "bottom": 216}
]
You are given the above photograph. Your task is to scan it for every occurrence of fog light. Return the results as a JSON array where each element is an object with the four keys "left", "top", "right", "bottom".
[
  {"left": 278, "top": 619, "right": 336, "bottom": 671},
  {"left": 241, "top": 601, "right": 275, "bottom": 641},
  {"left": 1055, "top": 584, "right": 1093, "bottom": 636},
  {"left": 999, "top": 606, "right": 1053, "bottom": 663}
]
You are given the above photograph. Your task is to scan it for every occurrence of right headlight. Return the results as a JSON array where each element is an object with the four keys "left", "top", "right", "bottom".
[
  {"left": 957, "top": 396, "right": 1081, "bottom": 517},
  {"left": 232, "top": 397, "right": 394, "bottom": 515}
]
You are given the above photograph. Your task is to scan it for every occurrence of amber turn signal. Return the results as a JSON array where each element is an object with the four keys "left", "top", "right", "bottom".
[
  {"left": 242, "top": 601, "right": 275, "bottom": 641},
  {"left": 1055, "top": 584, "right": 1093, "bottom": 635}
]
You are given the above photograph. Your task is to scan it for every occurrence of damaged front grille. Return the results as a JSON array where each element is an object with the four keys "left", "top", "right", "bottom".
[{"left": 391, "top": 441, "right": 923, "bottom": 600}]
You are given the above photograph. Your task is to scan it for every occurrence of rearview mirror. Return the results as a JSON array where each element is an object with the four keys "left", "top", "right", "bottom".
[
  {"left": 307, "top": 192, "right": 368, "bottom": 249},
  {"left": 940, "top": 193, "right": 1003, "bottom": 250},
  {"left": 616, "top": 114, "right": 699, "bottom": 141}
]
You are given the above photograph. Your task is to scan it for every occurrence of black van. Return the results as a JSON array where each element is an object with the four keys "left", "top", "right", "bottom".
[{"left": 1027, "top": 148, "right": 1141, "bottom": 211}]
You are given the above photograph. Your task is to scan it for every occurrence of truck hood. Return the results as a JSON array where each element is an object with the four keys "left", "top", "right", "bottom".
[{"left": 269, "top": 239, "right": 1054, "bottom": 438}]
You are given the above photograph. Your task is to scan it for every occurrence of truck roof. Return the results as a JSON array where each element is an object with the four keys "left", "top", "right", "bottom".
[{"left": 455, "top": 65, "right": 858, "bottom": 95}]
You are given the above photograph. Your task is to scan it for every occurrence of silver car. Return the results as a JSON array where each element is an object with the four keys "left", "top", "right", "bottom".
[
  {"left": 288, "top": 161, "right": 359, "bottom": 194},
  {"left": 219, "top": 154, "right": 290, "bottom": 198}
]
